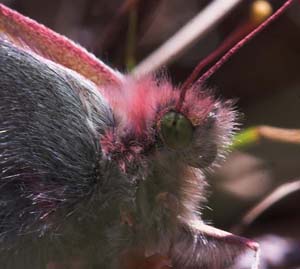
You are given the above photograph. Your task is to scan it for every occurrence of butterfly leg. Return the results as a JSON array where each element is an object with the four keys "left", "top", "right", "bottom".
[
  {"left": 47, "top": 258, "right": 86, "bottom": 269},
  {"left": 47, "top": 262, "right": 64, "bottom": 269},
  {"left": 141, "top": 254, "right": 172, "bottom": 269},
  {"left": 120, "top": 248, "right": 172, "bottom": 269}
]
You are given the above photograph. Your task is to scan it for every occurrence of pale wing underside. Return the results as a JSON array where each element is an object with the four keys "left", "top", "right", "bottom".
[{"left": 171, "top": 222, "right": 259, "bottom": 269}]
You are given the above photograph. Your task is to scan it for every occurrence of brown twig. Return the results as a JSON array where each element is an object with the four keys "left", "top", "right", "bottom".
[
  {"left": 231, "top": 179, "right": 300, "bottom": 235},
  {"left": 256, "top": 125, "right": 300, "bottom": 144},
  {"left": 232, "top": 125, "right": 300, "bottom": 150}
]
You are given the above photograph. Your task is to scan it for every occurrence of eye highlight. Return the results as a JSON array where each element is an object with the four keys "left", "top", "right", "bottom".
[{"left": 159, "top": 111, "right": 194, "bottom": 150}]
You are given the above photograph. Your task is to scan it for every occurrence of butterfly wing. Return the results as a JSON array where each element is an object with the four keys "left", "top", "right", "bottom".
[
  {"left": 0, "top": 4, "right": 130, "bottom": 268},
  {"left": 172, "top": 222, "right": 259, "bottom": 269},
  {"left": 0, "top": 38, "right": 118, "bottom": 268},
  {"left": 0, "top": 4, "right": 123, "bottom": 88}
]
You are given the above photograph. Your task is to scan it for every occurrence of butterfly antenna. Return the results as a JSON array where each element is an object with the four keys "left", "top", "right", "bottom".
[
  {"left": 177, "top": 0, "right": 294, "bottom": 110},
  {"left": 178, "top": 22, "right": 254, "bottom": 107}
]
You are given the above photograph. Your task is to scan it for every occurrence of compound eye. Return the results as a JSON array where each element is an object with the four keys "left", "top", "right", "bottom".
[{"left": 159, "top": 111, "right": 194, "bottom": 150}]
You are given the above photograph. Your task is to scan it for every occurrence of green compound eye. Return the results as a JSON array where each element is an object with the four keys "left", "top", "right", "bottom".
[{"left": 159, "top": 111, "right": 194, "bottom": 150}]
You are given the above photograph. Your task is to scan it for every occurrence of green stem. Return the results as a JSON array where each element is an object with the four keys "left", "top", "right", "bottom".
[
  {"left": 231, "top": 127, "right": 259, "bottom": 150},
  {"left": 126, "top": 6, "right": 137, "bottom": 71}
]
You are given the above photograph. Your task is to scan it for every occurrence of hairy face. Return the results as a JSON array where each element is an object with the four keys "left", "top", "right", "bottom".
[
  {"left": 98, "top": 76, "right": 237, "bottom": 259},
  {"left": 101, "top": 76, "right": 236, "bottom": 169}
]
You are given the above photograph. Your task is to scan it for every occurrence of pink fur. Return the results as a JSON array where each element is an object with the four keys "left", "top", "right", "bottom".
[
  {"left": 100, "top": 75, "right": 220, "bottom": 171},
  {"left": 103, "top": 76, "right": 215, "bottom": 135}
]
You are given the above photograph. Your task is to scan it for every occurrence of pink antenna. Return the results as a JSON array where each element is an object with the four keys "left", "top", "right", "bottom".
[
  {"left": 177, "top": 0, "right": 294, "bottom": 110},
  {"left": 180, "top": 22, "right": 253, "bottom": 93}
]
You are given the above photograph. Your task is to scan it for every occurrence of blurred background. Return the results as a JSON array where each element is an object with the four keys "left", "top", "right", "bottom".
[{"left": 1, "top": 0, "right": 300, "bottom": 267}]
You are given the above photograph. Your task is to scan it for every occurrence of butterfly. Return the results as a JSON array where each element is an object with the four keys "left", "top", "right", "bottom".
[{"left": 0, "top": 1, "right": 294, "bottom": 268}]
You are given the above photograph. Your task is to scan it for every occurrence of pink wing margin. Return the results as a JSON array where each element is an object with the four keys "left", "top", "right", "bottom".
[{"left": 0, "top": 4, "right": 123, "bottom": 87}]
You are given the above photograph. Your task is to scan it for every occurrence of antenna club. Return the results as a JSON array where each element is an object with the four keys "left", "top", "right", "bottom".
[{"left": 250, "top": 0, "right": 274, "bottom": 25}]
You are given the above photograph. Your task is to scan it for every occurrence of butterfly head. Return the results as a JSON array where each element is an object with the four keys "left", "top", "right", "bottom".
[
  {"left": 100, "top": 75, "right": 236, "bottom": 173},
  {"left": 98, "top": 74, "right": 237, "bottom": 258}
]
